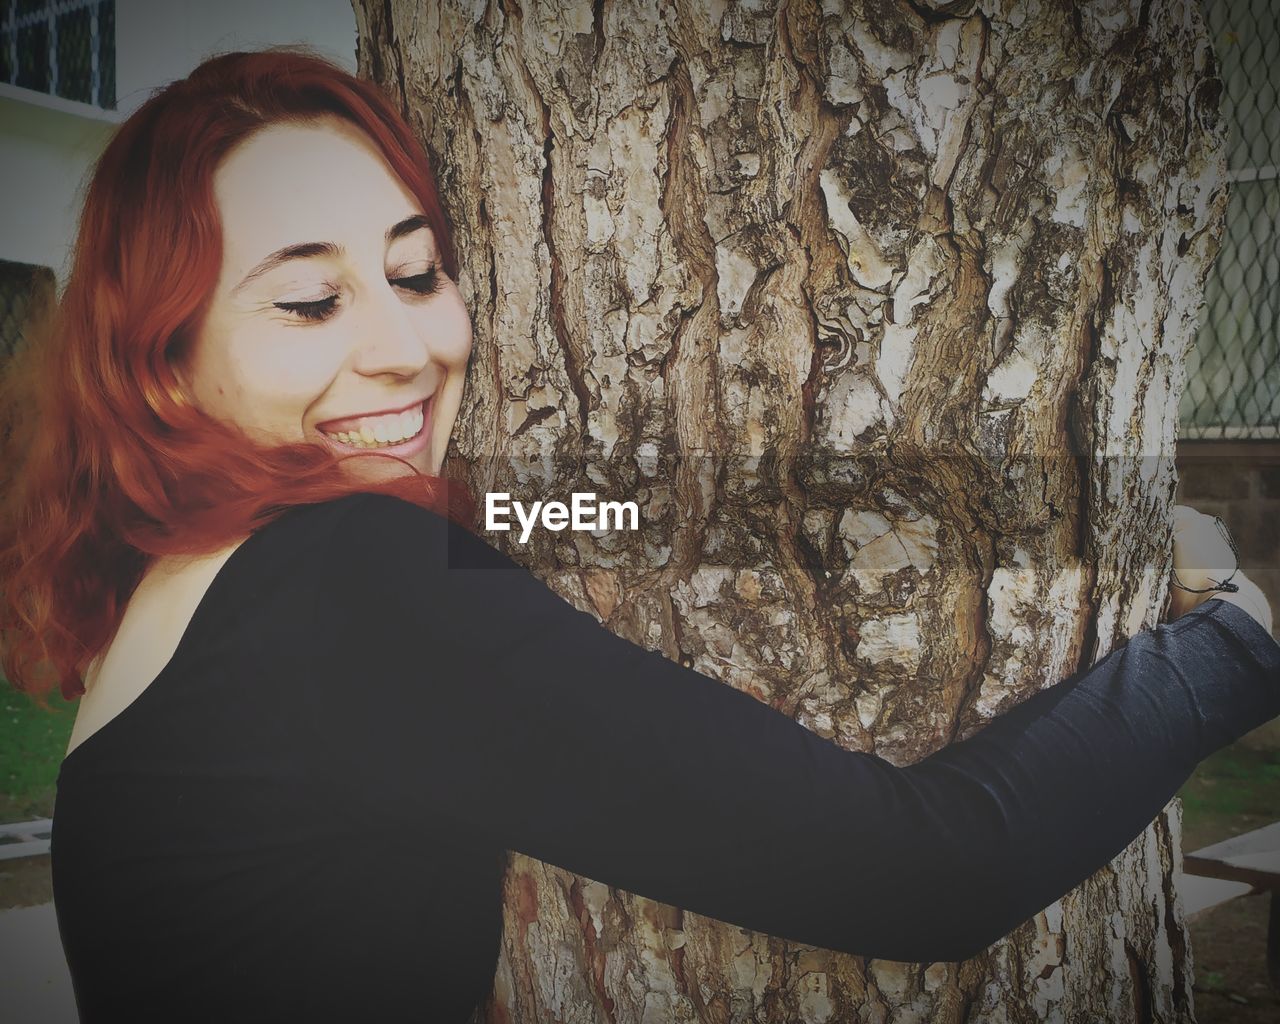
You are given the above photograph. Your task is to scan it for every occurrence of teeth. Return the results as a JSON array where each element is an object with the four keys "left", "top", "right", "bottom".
[{"left": 321, "top": 403, "right": 425, "bottom": 449}]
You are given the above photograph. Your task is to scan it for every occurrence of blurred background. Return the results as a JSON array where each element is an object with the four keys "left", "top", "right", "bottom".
[{"left": 0, "top": 1, "right": 1277, "bottom": 1021}]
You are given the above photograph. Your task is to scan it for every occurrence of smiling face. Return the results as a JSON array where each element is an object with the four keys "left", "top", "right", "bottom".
[{"left": 175, "top": 115, "right": 471, "bottom": 479}]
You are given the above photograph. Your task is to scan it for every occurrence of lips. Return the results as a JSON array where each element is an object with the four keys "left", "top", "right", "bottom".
[
  {"left": 314, "top": 397, "right": 429, "bottom": 434},
  {"left": 314, "top": 394, "right": 436, "bottom": 462}
]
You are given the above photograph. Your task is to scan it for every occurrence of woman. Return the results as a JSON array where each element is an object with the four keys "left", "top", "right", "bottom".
[{"left": 0, "top": 48, "right": 1275, "bottom": 1023}]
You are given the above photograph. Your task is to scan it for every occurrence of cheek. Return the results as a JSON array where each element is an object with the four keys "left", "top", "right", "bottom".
[
  {"left": 185, "top": 340, "right": 240, "bottom": 412},
  {"left": 217, "top": 333, "right": 344, "bottom": 429},
  {"left": 255, "top": 338, "right": 343, "bottom": 394},
  {"left": 419, "top": 284, "right": 476, "bottom": 368},
  {"left": 435, "top": 288, "right": 474, "bottom": 369}
]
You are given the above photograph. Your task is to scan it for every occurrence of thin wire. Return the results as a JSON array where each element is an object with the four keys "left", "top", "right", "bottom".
[{"left": 1172, "top": 517, "right": 1239, "bottom": 596}]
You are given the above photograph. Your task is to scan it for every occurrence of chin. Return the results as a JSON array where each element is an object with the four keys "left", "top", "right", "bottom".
[
  {"left": 341, "top": 456, "right": 424, "bottom": 484},
  {"left": 421, "top": 437, "right": 448, "bottom": 477}
]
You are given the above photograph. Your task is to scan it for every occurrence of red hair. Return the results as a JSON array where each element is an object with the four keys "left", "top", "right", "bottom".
[{"left": 0, "top": 47, "right": 474, "bottom": 703}]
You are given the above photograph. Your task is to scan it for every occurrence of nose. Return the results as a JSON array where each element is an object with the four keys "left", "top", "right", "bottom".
[{"left": 351, "top": 281, "right": 433, "bottom": 379}]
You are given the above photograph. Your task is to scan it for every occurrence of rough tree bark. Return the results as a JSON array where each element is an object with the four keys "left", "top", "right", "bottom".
[{"left": 352, "top": 2, "right": 1227, "bottom": 1021}]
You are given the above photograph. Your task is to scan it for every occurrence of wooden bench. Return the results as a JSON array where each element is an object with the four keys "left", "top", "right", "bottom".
[
  {"left": 1182, "top": 821, "right": 1280, "bottom": 988},
  {"left": 0, "top": 818, "right": 52, "bottom": 862}
]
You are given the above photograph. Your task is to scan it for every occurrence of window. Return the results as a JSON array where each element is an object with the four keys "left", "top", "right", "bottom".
[
  {"left": 1180, "top": 0, "right": 1280, "bottom": 440},
  {"left": 0, "top": 0, "right": 115, "bottom": 110}
]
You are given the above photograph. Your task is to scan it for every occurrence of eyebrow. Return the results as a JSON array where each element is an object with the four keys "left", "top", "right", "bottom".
[{"left": 232, "top": 213, "right": 434, "bottom": 294}]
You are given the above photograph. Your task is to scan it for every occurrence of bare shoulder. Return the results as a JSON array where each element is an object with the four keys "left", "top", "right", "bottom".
[
  {"left": 63, "top": 497, "right": 425, "bottom": 760},
  {"left": 64, "top": 539, "right": 247, "bottom": 759}
]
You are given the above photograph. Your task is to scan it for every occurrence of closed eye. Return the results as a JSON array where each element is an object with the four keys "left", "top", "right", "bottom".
[
  {"left": 274, "top": 264, "right": 447, "bottom": 323},
  {"left": 275, "top": 295, "right": 338, "bottom": 322},
  {"left": 391, "top": 266, "right": 445, "bottom": 296}
]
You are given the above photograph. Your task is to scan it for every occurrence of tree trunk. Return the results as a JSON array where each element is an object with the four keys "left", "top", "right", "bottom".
[{"left": 353, "top": 2, "right": 1227, "bottom": 1021}]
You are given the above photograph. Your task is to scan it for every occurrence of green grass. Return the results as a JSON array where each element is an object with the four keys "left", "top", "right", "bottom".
[
  {"left": 0, "top": 678, "right": 77, "bottom": 822},
  {"left": 1177, "top": 743, "right": 1280, "bottom": 852},
  {"left": 1199, "top": 969, "right": 1227, "bottom": 994}
]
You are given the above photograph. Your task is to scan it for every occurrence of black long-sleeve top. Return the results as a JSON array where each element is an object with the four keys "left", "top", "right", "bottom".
[{"left": 50, "top": 492, "right": 1280, "bottom": 1022}]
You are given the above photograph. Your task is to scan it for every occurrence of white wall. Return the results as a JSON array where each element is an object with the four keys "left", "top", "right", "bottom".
[
  {"left": 0, "top": 85, "right": 118, "bottom": 281},
  {"left": 1, "top": 0, "right": 357, "bottom": 288},
  {"left": 115, "top": 0, "right": 358, "bottom": 117}
]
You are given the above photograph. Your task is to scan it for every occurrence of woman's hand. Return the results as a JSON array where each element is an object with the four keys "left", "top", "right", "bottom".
[{"left": 1166, "top": 505, "right": 1273, "bottom": 634}]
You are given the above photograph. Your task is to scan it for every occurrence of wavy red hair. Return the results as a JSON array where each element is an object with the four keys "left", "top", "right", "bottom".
[{"left": 0, "top": 47, "right": 474, "bottom": 703}]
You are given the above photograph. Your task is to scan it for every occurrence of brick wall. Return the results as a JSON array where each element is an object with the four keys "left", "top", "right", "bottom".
[{"left": 1175, "top": 442, "right": 1280, "bottom": 640}]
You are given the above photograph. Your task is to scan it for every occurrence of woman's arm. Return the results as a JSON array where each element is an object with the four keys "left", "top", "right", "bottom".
[{"left": 313, "top": 493, "right": 1280, "bottom": 964}]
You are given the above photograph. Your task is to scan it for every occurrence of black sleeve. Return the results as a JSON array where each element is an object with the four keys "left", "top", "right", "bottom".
[{"left": 310, "top": 492, "right": 1280, "bottom": 964}]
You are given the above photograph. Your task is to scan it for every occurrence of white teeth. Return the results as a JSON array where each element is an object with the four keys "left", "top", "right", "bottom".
[{"left": 321, "top": 403, "right": 426, "bottom": 449}]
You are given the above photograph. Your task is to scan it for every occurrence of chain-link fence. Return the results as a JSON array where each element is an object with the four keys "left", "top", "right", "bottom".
[
  {"left": 1, "top": 0, "right": 115, "bottom": 110},
  {"left": 1180, "top": 0, "right": 1280, "bottom": 440},
  {"left": 0, "top": 3, "right": 1273, "bottom": 438},
  {"left": 0, "top": 259, "right": 55, "bottom": 363}
]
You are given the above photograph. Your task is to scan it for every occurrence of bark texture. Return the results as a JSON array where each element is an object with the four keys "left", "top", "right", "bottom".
[{"left": 352, "top": 2, "right": 1228, "bottom": 1021}]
